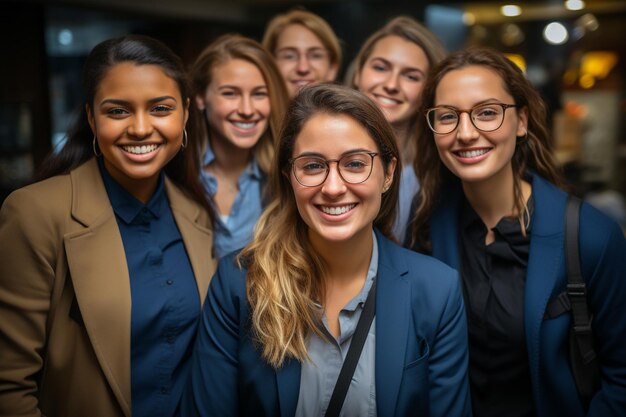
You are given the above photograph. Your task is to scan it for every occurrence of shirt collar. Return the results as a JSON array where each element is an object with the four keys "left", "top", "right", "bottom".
[
  {"left": 201, "top": 143, "right": 263, "bottom": 181},
  {"left": 98, "top": 158, "right": 166, "bottom": 224},
  {"left": 343, "top": 229, "right": 378, "bottom": 311}
]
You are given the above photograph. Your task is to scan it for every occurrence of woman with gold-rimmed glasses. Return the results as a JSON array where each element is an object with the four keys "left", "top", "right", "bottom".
[
  {"left": 183, "top": 84, "right": 471, "bottom": 417},
  {"left": 406, "top": 47, "right": 626, "bottom": 417}
]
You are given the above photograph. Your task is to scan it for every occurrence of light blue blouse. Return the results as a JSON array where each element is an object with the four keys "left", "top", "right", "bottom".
[
  {"left": 393, "top": 164, "right": 419, "bottom": 243},
  {"left": 295, "top": 231, "right": 378, "bottom": 417},
  {"left": 200, "top": 145, "right": 264, "bottom": 259}
]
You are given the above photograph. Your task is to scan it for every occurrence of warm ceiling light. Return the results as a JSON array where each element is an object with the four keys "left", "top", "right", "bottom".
[
  {"left": 565, "top": 0, "right": 586, "bottom": 11},
  {"left": 543, "top": 22, "right": 569, "bottom": 45},
  {"left": 501, "top": 5, "right": 522, "bottom": 17},
  {"left": 505, "top": 54, "right": 526, "bottom": 72},
  {"left": 463, "top": 12, "right": 476, "bottom": 26}
]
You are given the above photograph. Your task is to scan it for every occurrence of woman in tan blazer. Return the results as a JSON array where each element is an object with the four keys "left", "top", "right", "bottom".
[{"left": 0, "top": 35, "right": 216, "bottom": 417}]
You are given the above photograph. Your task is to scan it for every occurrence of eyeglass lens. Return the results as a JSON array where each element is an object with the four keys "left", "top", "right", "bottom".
[
  {"left": 292, "top": 152, "right": 375, "bottom": 187},
  {"left": 427, "top": 104, "right": 509, "bottom": 134}
]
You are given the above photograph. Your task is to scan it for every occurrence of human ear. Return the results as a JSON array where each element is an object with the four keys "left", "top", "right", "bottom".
[
  {"left": 516, "top": 106, "right": 529, "bottom": 137},
  {"left": 383, "top": 157, "right": 397, "bottom": 192},
  {"left": 195, "top": 94, "right": 206, "bottom": 111}
]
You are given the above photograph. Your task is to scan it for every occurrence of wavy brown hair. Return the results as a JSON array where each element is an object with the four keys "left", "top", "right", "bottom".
[
  {"left": 407, "top": 47, "right": 564, "bottom": 252},
  {"left": 189, "top": 34, "right": 289, "bottom": 177},
  {"left": 351, "top": 16, "right": 447, "bottom": 160},
  {"left": 239, "top": 84, "right": 399, "bottom": 367}
]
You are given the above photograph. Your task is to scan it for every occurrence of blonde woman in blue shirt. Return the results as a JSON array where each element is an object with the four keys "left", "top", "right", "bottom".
[{"left": 190, "top": 34, "right": 289, "bottom": 258}]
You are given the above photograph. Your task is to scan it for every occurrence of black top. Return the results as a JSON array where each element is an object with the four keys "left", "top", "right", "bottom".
[{"left": 459, "top": 196, "right": 536, "bottom": 417}]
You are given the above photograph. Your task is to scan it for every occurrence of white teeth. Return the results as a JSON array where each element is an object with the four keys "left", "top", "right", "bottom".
[
  {"left": 377, "top": 96, "right": 400, "bottom": 105},
  {"left": 321, "top": 204, "right": 356, "bottom": 215},
  {"left": 458, "top": 149, "right": 489, "bottom": 158},
  {"left": 233, "top": 122, "right": 256, "bottom": 129},
  {"left": 122, "top": 144, "right": 159, "bottom": 154}
]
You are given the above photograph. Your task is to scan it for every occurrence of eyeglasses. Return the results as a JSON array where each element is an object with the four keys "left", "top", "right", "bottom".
[
  {"left": 426, "top": 103, "right": 518, "bottom": 135},
  {"left": 289, "top": 152, "right": 379, "bottom": 187},
  {"left": 275, "top": 49, "right": 330, "bottom": 63}
]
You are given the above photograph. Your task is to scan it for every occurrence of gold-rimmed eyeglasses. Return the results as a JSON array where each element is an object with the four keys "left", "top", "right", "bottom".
[
  {"left": 426, "top": 103, "right": 518, "bottom": 135},
  {"left": 289, "top": 152, "right": 379, "bottom": 187}
]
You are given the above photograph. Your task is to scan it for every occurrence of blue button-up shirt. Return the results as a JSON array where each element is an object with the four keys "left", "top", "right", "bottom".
[
  {"left": 200, "top": 145, "right": 264, "bottom": 259},
  {"left": 99, "top": 161, "right": 200, "bottom": 417},
  {"left": 295, "top": 231, "right": 378, "bottom": 417}
]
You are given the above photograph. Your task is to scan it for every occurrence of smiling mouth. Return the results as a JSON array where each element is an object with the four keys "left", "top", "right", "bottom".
[
  {"left": 455, "top": 148, "right": 491, "bottom": 158},
  {"left": 121, "top": 144, "right": 160, "bottom": 155},
  {"left": 374, "top": 95, "right": 401, "bottom": 106},
  {"left": 231, "top": 121, "right": 257, "bottom": 129},
  {"left": 319, "top": 204, "right": 356, "bottom": 215},
  {"left": 292, "top": 80, "right": 313, "bottom": 87}
]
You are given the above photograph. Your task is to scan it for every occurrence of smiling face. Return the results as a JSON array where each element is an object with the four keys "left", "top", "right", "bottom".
[
  {"left": 274, "top": 24, "right": 338, "bottom": 97},
  {"left": 432, "top": 65, "right": 527, "bottom": 186},
  {"left": 354, "top": 35, "right": 429, "bottom": 131},
  {"left": 197, "top": 58, "right": 270, "bottom": 152},
  {"left": 87, "top": 62, "right": 188, "bottom": 201},
  {"left": 290, "top": 113, "right": 395, "bottom": 248}
]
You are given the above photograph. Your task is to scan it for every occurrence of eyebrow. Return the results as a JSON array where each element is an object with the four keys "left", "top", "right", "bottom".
[
  {"left": 99, "top": 95, "right": 177, "bottom": 106},
  {"left": 370, "top": 57, "right": 426, "bottom": 75},
  {"left": 435, "top": 99, "right": 508, "bottom": 108},
  {"left": 293, "top": 148, "right": 376, "bottom": 159}
]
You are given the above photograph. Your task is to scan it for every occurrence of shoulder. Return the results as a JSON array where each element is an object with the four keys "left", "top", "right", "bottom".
[
  {"left": 2, "top": 174, "right": 72, "bottom": 221},
  {"left": 379, "top": 235, "right": 460, "bottom": 298},
  {"left": 579, "top": 200, "right": 626, "bottom": 267},
  {"left": 209, "top": 252, "right": 249, "bottom": 304}
]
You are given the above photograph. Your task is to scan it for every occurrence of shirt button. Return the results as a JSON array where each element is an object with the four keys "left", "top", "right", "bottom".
[
  {"left": 166, "top": 335, "right": 175, "bottom": 343},
  {"left": 166, "top": 279, "right": 173, "bottom": 285},
  {"left": 160, "top": 387, "right": 168, "bottom": 394}
]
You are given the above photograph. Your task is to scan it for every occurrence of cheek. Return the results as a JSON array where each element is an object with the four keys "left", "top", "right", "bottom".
[{"left": 404, "top": 83, "right": 424, "bottom": 107}]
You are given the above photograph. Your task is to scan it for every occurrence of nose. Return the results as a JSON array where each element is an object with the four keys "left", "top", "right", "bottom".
[
  {"left": 238, "top": 95, "right": 254, "bottom": 118},
  {"left": 383, "top": 72, "right": 400, "bottom": 94},
  {"left": 296, "top": 54, "right": 311, "bottom": 75},
  {"left": 456, "top": 112, "right": 479, "bottom": 143},
  {"left": 127, "top": 112, "right": 153, "bottom": 139},
  {"left": 320, "top": 163, "right": 347, "bottom": 197}
]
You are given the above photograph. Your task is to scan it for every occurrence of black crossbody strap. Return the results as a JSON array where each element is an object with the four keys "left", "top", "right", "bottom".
[
  {"left": 565, "top": 196, "right": 596, "bottom": 364},
  {"left": 325, "top": 279, "right": 377, "bottom": 417}
]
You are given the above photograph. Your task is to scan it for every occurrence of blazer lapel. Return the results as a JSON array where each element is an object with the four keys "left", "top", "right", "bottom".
[
  {"left": 276, "top": 359, "right": 301, "bottom": 417},
  {"left": 64, "top": 159, "right": 132, "bottom": 417},
  {"left": 375, "top": 233, "right": 410, "bottom": 417},
  {"left": 165, "top": 178, "right": 214, "bottom": 303},
  {"left": 524, "top": 175, "right": 567, "bottom": 401}
]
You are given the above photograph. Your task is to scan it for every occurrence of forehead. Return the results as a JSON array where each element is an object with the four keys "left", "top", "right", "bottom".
[
  {"left": 210, "top": 58, "right": 265, "bottom": 86},
  {"left": 368, "top": 35, "right": 429, "bottom": 70},
  {"left": 276, "top": 23, "right": 325, "bottom": 50},
  {"left": 293, "top": 113, "right": 378, "bottom": 156},
  {"left": 435, "top": 65, "right": 512, "bottom": 105},
  {"left": 96, "top": 62, "right": 181, "bottom": 100}
]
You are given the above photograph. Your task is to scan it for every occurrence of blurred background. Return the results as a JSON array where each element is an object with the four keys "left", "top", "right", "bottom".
[{"left": 1, "top": 0, "right": 625, "bottom": 227}]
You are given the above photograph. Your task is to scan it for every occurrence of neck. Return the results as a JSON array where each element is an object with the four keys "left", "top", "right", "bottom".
[
  {"left": 206, "top": 131, "right": 252, "bottom": 178},
  {"left": 392, "top": 121, "right": 415, "bottom": 165},
  {"left": 310, "top": 230, "right": 374, "bottom": 287},
  {"left": 461, "top": 165, "right": 517, "bottom": 230}
]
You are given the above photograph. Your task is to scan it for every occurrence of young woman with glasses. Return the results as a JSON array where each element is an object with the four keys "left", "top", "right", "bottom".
[
  {"left": 262, "top": 9, "right": 341, "bottom": 97},
  {"left": 406, "top": 47, "right": 626, "bottom": 417},
  {"left": 182, "top": 84, "right": 471, "bottom": 417}
]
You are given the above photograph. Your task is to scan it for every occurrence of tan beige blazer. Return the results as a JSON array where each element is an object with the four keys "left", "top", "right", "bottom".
[{"left": 0, "top": 158, "right": 216, "bottom": 417}]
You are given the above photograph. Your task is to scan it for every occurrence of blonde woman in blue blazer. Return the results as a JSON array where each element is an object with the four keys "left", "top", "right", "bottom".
[
  {"left": 183, "top": 84, "right": 471, "bottom": 416},
  {"left": 406, "top": 47, "right": 626, "bottom": 417}
]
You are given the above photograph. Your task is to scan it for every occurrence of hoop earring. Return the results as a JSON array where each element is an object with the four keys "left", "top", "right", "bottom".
[
  {"left": 92, "top": 136, "right": 102, "bottom": 157},
  {"left": 181, "top": 129, "right": 188, "bottom": 150}
]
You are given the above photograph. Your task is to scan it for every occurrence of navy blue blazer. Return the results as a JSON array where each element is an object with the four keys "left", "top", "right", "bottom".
[
  {"left": 182, "top": 230, "right": 471, "bottom": 417},
  {"left": 428, "top": 174, "right": 626, "bottom": 417}
]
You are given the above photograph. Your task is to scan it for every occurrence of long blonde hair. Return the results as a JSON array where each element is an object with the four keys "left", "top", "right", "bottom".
[
  {"left": 239, "top": 84, "right": 400, "bottom": 368},
  {"left": 190, "top": 34, "right": 289, "bottom": 176}
]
